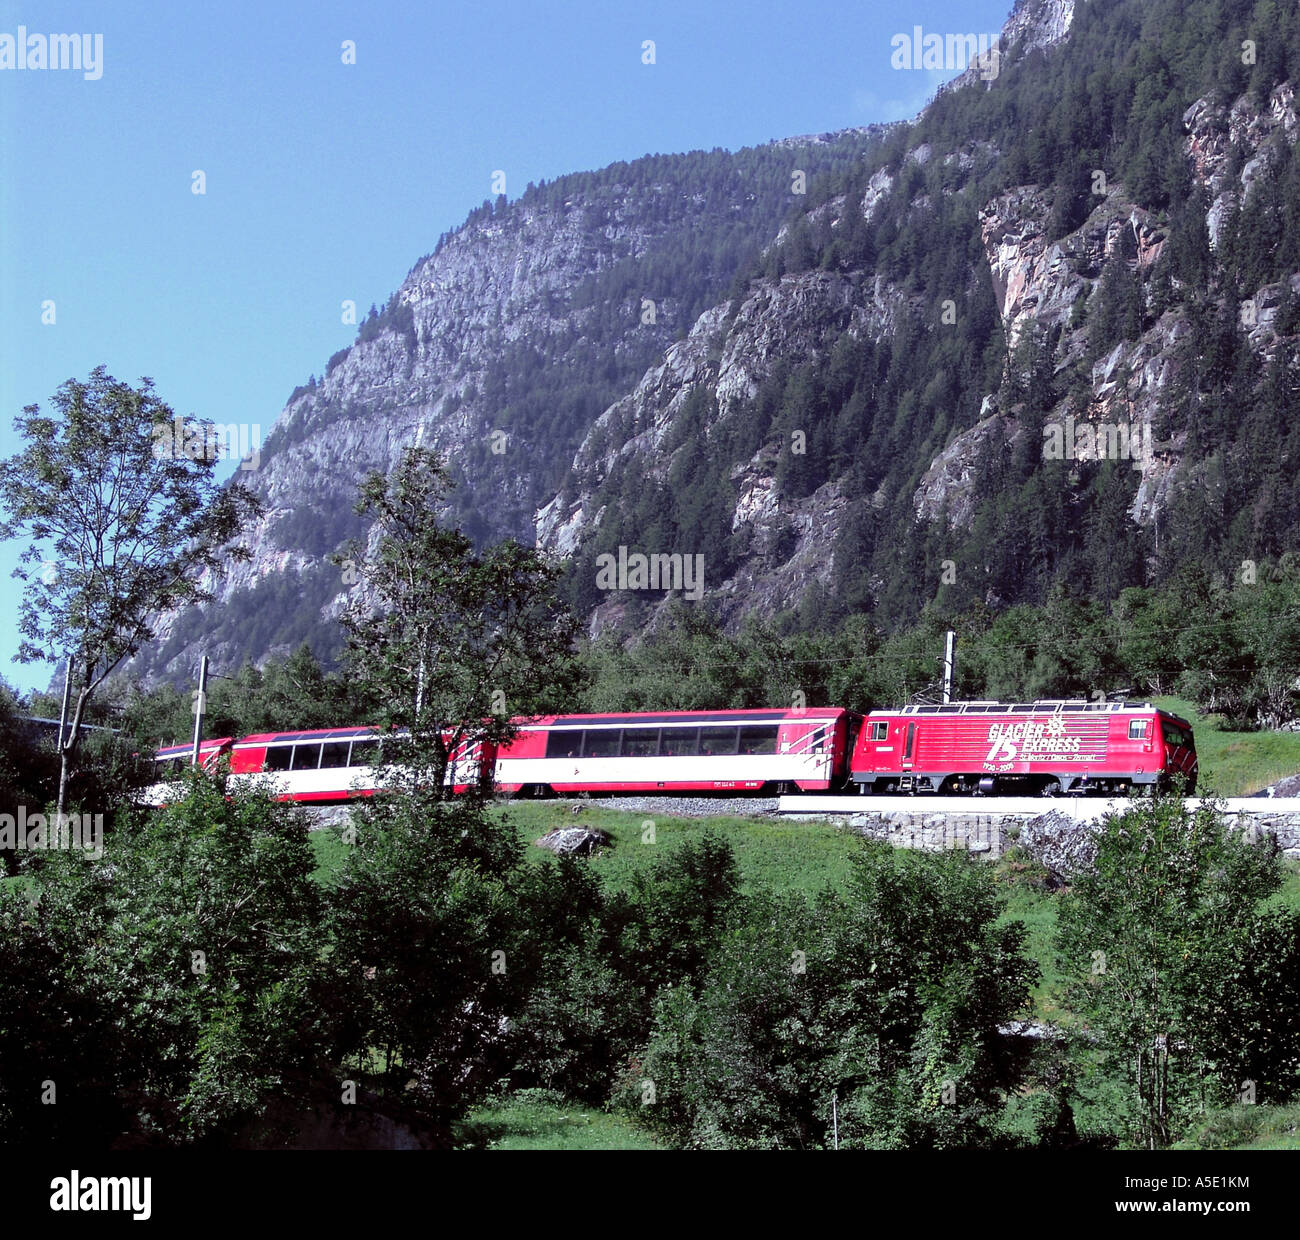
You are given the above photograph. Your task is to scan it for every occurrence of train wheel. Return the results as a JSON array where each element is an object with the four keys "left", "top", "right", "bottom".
[{"left": 1040, "top": 778, "right": 1062, "bottom": 797}]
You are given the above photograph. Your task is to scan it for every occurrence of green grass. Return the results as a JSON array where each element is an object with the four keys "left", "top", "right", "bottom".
[
  {"left": 1155, "top": 695, "right": 1300, "bottom": 797},
  {"left": 455, "top": 1090, "right": 661, "bottom": 1150},
  {"left": 306, "top": 801, "right": 864, "bottom": 895},
  {"left": 499, "top": 801, "right": 862, "bottom": 895},
  {"left": 1173, "top": 1102, "right": 1300, "bottom": 1150},
  {"left": 308, "top": 825, "right": 351, "bottom": 886},
  {"left": 994, "top": 856, "right": 1068, "bottom": 1022}
]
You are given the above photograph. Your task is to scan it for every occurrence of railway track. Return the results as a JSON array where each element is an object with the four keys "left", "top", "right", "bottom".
[{"left": 776, "top": 795, "right": 1300, "bottom": 818}]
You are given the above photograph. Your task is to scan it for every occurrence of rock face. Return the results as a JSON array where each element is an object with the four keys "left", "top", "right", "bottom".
[
  {"left": 1018, "top": 808, "right": 1098, "bottom": 880},
  {"left": 134, "top": 0, "right": 1300, "bottom": 683},
  {"left": 135, "top": 136, "right": 881, "bottom": 680}
]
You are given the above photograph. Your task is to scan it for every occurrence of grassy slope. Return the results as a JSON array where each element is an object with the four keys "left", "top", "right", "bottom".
[
  {"left": 454, "top": 1090, "right": 662, "bottom": 1150},
  {"left": 1155, "top": 696, "right": 1300, "bottom": 797}
]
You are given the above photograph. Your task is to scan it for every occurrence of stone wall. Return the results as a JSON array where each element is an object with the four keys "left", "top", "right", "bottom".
[{"left": 844, "top": 805, "right": 1300, "bottom": 862}]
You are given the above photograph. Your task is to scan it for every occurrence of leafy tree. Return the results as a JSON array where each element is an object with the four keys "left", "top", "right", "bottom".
[
  {"left": 323, "top": 793, "right": 526, "bottom": 1136},
  {"left": 0, "top": 771, "right": 327, "bottom": 1145},
  {"left": 333, "top": 445, "right": 581, "bottom": 793},
  {"left": 1056, "top": 794, "right": 1282, "bottom": 1148},
  {"left": 0, "top": 367, "right": 260, "bottom": 823},
  {"left": 632, "top": 843, "right": 1036, "bottom": 1149}
]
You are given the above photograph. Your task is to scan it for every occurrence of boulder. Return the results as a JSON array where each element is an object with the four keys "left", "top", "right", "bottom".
[
  {"left": 535, "top": 827, "right": 612, "bottom": 856},
  {"left": 1020, "top": 808, "right": 1098, "bottom": 881}
]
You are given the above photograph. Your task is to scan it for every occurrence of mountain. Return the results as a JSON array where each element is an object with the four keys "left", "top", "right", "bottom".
[{"left": 136, "top": 0, "right": 1300, "bottom": 684}]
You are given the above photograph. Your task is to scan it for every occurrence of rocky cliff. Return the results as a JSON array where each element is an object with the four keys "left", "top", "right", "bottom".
[{"left": 136, "top": 0, "right": 1300, "bottom": 680}]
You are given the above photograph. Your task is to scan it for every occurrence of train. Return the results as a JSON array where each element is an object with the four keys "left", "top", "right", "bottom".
[
  {"left": 143, "top": 698, "right": 1197, "bottom": 806},
  {"left": 851, "top": 700, "right": 1197, "bottom": 797}
]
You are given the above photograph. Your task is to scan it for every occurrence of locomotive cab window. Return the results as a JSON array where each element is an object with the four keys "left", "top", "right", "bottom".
[
  {"left": 1129, "top": 721, "right": 1148, "bottom": 740},
  {"left": 869, "top": 722, "right": 889, "bottom": 742}
]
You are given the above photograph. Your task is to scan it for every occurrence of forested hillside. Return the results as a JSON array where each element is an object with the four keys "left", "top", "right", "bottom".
[
  {"left": 134, "top": 0, "right": 1300, "bottom": 730},
  {"left": 554, "top": 0, "right": 1300, "bottom": 641}
]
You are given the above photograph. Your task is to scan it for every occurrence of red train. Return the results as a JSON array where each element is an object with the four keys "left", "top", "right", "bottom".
[
  {"left": 142, "top": 707, "right": 858, "bottom": 804},
  {"left": 849, "top": 700, "right": 1197, "bottom": 796},
  {"left": 143, "top": 699, "right": 1197, "bottom": 805},
  {"left": 492, "top": 707, "right": 855, "bottom": 796},
  {"left": 144, "top": 727, "right": 487, "bottom": 805}
]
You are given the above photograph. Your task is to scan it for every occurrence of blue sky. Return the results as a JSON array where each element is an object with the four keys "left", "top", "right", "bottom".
[{"left": 0, "top": 0, "right": 1011, "bottom": 694}]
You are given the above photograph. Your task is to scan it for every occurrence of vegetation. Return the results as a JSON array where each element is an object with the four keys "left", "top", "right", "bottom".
[
  {"left": 332, "top": 445, "right": 580, "bottom": 790},
  {"left": 578, "top": 563, "right": 1300, "bottom": 733},
  {"left": 1057, "top": 795, "right": 1294, "bottom": 1148},
  {"left": 0, "top": 368, "right": 260, "bottom": 823}
]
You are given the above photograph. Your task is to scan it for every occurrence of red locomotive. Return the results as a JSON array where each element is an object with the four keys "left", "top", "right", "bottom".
[{"left": 849, "top": 699, "right": 1197, "bottom": 796}]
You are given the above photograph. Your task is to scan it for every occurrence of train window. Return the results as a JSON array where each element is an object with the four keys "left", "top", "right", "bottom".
[
  {"left": 699, "top": 726, "right": 739, "bottom": 756},
  {"left": 582, "top": 730, "right": 621, "bottom": 758},
  {"left": 265, "top": 746, "right": 293, "bottom": 772},
  {"left": 292, "top": 743, "right": 322, "bottom": 770},
  {"left": 869, "top": 721, "right": 888, "bottom": 741},
  {"left": 660, "top": 726, "right": 699, "bottom": 756},
  {"left": 1129, "top": 721, "right": 1148, "bottom": 740},
  {"left": 350, "top": 739, "right": 380, "bottom": 766},
  {"left": 623, "top": 728, "right": 661, "bottom": 757},
  {"left": 738, "top": 725, "right": 778, "bottom": 755},
  {"left": 545, "top": 729, "right": 583, "bottom": 759},
  {"left": 321, "top": 742, "right": 352, "bottom": 768}
]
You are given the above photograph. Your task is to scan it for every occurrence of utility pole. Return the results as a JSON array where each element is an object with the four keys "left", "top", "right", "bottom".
[
  {"left": 942, "top": 630, "right": 955, "bottom": 704},
  {"left": 191, "top": 654, "right": 209, "bottom": 766}
]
